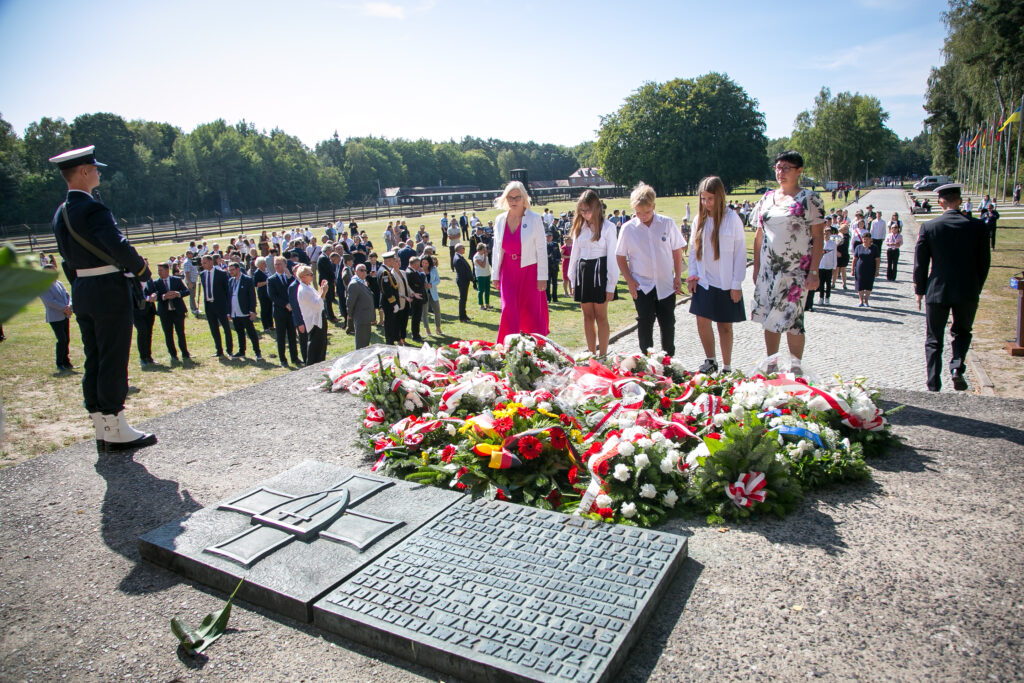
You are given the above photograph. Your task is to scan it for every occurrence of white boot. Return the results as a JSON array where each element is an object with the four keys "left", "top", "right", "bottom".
[
  {"left": 100, "top": 411, "right": 157, "bottom": 452},
  {"left": 89, "top": 412, "right": 106, "bottom": 452}
]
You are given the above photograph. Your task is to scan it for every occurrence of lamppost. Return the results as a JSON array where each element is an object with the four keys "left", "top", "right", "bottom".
[{"left": 861, "top": 159, "right": 873, "bottom": 187}]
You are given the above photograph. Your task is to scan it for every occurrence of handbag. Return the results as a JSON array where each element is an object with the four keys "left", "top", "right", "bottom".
[{"left": 60, "top": 203, "right": 147, "bottom": 310}]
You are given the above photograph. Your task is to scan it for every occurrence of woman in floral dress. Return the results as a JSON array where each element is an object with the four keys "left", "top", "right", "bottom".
[{"left": 750, "top": 151, "right": 825, "bottom": 373}]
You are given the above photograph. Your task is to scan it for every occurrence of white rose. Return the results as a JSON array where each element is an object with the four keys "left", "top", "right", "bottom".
[
  {"left": 667, "top": 448, "right": 680, "bottom": 463},
  {"left": 853, "top": 401, "right": 876, "bottom": 421},
  {"left": 640, "top": 483, "right": 657, "bottom": 499},
  {"left": 686, "top": 442, "right": 710, "bottom": 469},
  {"left": 613, "top": 463, "right": 631, "bottom": 482},
  {"left": 634, "top": 452, "right": 650, "bottom": 469},
  {"left": 617, "top": 441, "right": 635, "bottom": 457},
  {"left": 650, "top": 431, "right": 666, "bottom": 445},
  {"left": 636, "top": 438, "right": 654, "bottom": 449},
  {"left": 596, "top": 494, "right": 613, "bottom": 508},
  {"left": 538, "top": 401, "right": 552, "bottom": 412},
  {"left": 403, "top": 400, "right": 415, "bottom": 411},
  {"left": 660, "top": 457, "right": 675, "bottom": 474},
  {"left": 663, "top": 490, "right": 679, "bottom": 507},
  {"left": 437, "top": 411, "right": 450, "bottom": 419},
  {"left": 620, "top": 502, "right": 637, "bottom": 518},
  {"left": 446, "top": 424, "right": 457, "bottom": 436},
  {"left": 521, "top": 396, "right": 536, "bottom": 408},
  {"left": 712, "top": 412, "right": 732, "bottom": 428}
]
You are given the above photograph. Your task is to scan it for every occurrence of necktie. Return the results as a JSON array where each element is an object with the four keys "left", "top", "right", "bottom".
[
  {"left": 205, "top": 271, "right": 213, "bottom": 302},
  {"left": 166, "top": 279, "right": 175, "bottom": 310}
]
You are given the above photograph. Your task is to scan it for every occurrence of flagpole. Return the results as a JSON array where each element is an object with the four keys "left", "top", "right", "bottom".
[
  {"left": 989, "top": 116, "right": 997, "bottom": 197},
  {"left": 970, "top": 127, "right": 979, "bottom": 196},
  {"left": 1015, "top": 94, "right": 1024, "bottom": 203}
]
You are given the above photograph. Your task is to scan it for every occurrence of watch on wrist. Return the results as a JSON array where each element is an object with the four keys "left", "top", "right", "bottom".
[{"left": 810, "top": 270, "right": 819, "bottom": 275}]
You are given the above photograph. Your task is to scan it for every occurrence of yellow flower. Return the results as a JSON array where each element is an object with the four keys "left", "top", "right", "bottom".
[
  {"left": 537, "top": 407, "right": 559, "bottom": 420},
  {"left": 421, "top": 451, "right": 429, "bottom": 465},
  {"left": 571, "top": 429, "right": 583, "bottom": 443}
]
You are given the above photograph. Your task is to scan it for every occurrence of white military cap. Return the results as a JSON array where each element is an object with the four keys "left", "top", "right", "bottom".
[
  {"left": 934, "top": 183, "right": 963, "bottom": 197},
  {"left": 48, "top": 145, "right": 107, "bottom": 170}
]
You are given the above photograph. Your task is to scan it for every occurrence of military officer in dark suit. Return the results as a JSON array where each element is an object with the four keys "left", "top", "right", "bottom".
[
  {"left": 150, "top": 261, "right": 191, "bottom": 362},
  {"left": 48, "top": 145, "right": 156, "bottom": 452},
  {"left": 267, "top": 256, "right": 300, "bottom": 367},
  {"left": 404, "top": 255, "right": 427, "bottom": 343},
  {"left": 914, "top": 183, "right": 991, "bottom": 392},
  {"left": 199, "top": 254, "right": 234, "bottom": 357},
  {"left": 226, "top": 262, "right": 262, "bottom": 360},
  {"left": 133, "top": 261, "right": 157, "bottom": 366}
]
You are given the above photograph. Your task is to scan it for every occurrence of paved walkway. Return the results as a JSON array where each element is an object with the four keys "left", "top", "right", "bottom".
[{"left": 611, "top": 189, "right": 966, "bottom": 392}]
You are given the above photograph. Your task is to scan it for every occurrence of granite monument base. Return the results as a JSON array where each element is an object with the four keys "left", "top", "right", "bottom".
[{"left": 138, "top": 461, "right": 463, "bottom": 622}]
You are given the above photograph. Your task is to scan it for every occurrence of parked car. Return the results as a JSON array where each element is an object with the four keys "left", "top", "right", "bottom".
[{"left": 913, "top": 175, "right": 951, "bottom": 191}]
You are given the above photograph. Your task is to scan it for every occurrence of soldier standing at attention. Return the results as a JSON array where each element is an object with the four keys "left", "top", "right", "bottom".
[{"left": 49, "top": 146, "right": 157, "bottom": 452}]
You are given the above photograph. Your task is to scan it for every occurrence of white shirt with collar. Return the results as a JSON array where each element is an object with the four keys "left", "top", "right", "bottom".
[
  {"left": 566, "top": 219, "right": 620, "bottom": 292},
  {"left": 230, "top": 276, "right": 243, "bottom": 317},
  {"left": 616, "top": 213, "right": 685, "bottom": 299},
  {"left": 687, "top": 209, "right": 746, "bottom": 292},
  {"left": 297, "top": 282, "right": 323, "bottom": 330},
  {"left": 869, "top": 217, "right": 887, "bottom": 240},
  {"left": 491, "top": 209, "right": 548, "bottom": 282}
]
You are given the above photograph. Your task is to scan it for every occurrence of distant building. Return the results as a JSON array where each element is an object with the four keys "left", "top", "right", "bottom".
[
  {"left": 567, "top": 167, "right": 613, "bottom": 188},
  {"left": 380, "top": 185, "right": 481, "bottom": 206}
]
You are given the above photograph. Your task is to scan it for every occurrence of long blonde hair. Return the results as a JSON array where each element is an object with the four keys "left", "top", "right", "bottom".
[
  {"left": 493, "top": 181, "right": 531, "bottom": 211},
  {"left": 694, "top": 176, "right": 726, "bottom": 261},
  {"left": 570, "top": 189, "right": 604, "bottom": 242}
]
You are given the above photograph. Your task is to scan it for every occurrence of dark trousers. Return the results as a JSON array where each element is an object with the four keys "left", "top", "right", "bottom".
[
  {"left": 232, "top": 316, "right": 261, "bottom": 356},
  {"left": 384, "top": 309, "right": 400, "bottom": 344},
  {"left": 354, "top": 322, "right": 371, "bottom": 349},
  {"left": 547, "top": 265, "right": 560, "bottom": 302},
  {"left": 297, "top": 329, "right": 309, "bottom": 365},
  {"left": 397, "top": 306, "right": 409, "bottom": 341},
  {"left": 204, "top": 301, "right": 234, "bottom": 355},
  {"left": 410, "top": 300, "right": 424, "bottom": 340},
  {"left": 449, "top": 245, "right": 457, "bottom": 270},
  {"left": 306, "top": 324, "right": 327, "bottom": 364},
  {"left": 818, "top": 269, "right": 833, "bottom": 299},
  {"left": 925, "top": 300, "right": 978, "bottom": 391},
  {"left": 74, "top": 279, "right": 132, "bottom": 415},
  {"left": 257, "top": 289, "right": 274, "bottom": 329},
  {"left": 461, "top": 224, "right": 469, "bottom": 241},
  {"left": 457, "top": 280, "right": 470, "bottom": 320},
  {"left": 989, "top": 227, "right": 996, "bottom": 249},
  {"left": 886, "top": 249, "right": 900, "bottom": 281},
  {"left": 324, "top": 283, "right": 336, "bottom": 320},
  {"left": 49, "top": 318, "right": 71, "bottom": 368},
  {"left": 159, "top": 314, "right": 189, "bottom": 358},
  {"left": 272, "top": 309, "right": 299, "bottom": 364},
  {"left": 133, "top": 309, "right": 155, "bottom": 361},
  {"left": 633, "top": 289, "right": 675, "bottom": 356}
]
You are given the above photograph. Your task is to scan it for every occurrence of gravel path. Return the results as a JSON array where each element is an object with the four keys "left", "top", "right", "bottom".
[{"left": 611, "top": 189, "right": 968, "bottom": 392}]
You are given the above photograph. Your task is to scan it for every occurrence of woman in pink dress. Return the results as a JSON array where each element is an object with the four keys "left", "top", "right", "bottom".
[
  {"left": 491, "top": 181, "right": 549, "bottom": 344},
  {"left": 561, "top": 236, "right": 573, "bottom": 297}
]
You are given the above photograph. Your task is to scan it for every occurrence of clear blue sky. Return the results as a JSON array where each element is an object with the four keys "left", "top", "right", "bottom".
[{"left": 0, "top": 0, "right": 948, "bottom": 148}]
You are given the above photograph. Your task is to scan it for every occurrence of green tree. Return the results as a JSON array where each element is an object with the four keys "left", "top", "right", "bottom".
[
  {"left": 596, "top": 73, "right": 766, "bottom": 194},
  {"left": 22, "top": 117, "right": 71, "bottom": 174}
]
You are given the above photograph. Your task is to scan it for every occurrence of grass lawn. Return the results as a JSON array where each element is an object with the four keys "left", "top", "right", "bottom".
[{"left": 1, "top": 189, "right": 769, "bottom": 465}]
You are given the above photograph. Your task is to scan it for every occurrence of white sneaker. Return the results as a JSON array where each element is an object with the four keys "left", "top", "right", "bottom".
[
  {"left": 100, "top": 411, "right": 157, "bottom": 452},
  {"left": 89, "top": 412, "right": 106, "bottom": 452}
]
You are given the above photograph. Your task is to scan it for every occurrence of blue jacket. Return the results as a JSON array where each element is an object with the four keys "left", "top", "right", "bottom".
[
  {"left": 39, "top": 279, "right": 71, "bottom": 323},
  {"left": 229, "top": 274, "right": 257, "bottom": 317},
  {"left": 267, "top": 272, "right": 293, "bottom": 316},
  {"left": 149, "top": 276, "right": 190, "bottom": 318},
  {"left": 287, "top": 278, "right": 303, "bottom": 328}
]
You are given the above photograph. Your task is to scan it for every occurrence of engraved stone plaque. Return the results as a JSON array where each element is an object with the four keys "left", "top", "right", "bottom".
[
  {"left": 314, "top": 498, "right": 688, "bottom": 683},
  {"left": 138, "top": 461, "right": 463, "bottom": 622}
]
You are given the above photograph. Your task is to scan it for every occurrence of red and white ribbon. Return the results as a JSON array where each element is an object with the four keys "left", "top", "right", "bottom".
[
  {"left": 363, "top": 404, "right": 386, "bottom": 428},
  {"left": 725, "top": 472, "right": 767, "bottom": 508},
  {"left": 762, "top": 378, "right": 885, "bottom": 431}
]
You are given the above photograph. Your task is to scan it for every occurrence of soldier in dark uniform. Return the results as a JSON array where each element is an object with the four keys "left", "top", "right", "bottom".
[
  {"left": 379, "top": 251, "right": 402, "bottom": 344},
  {"left": 913, "top": 183, "right": 991, "bottom": 392},
  {"left": 48, "top": 146, "right": 156, "bottom": 452}
]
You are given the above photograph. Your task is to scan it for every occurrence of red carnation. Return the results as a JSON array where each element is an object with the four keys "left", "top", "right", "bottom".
[
  {"left": 567, "top": 465, "right": 579, "bottom": 485},
  {"left": 496, "top": 489, "right": 509, "bottom": 501},
  {"left": 519, "top": 435, "right": 543, "bottom": 460},
  {"left": 545, "top": 488, "right": 562, "bottom": 507},
  {"left": 454, "top": 466, "right": 469, "bottom": 490},
  {"left": 550, "top": 429, "right": 567, "bottom": 451},
  {"left": 781, "top": 409, "right": 791, "bottom": 415},
  {"left": 660, "top": 397, "right": 672, "bottom": 410},
  {"left": 495, "top": 402, "right": 507, "bottom": 411},
  {"left": 662, "top": 356, "right": 671, "bottom": 365},
  {"left": 441, "top": 445, "right": 456, "bottom": 463},
  {"left": 596, "top": 460, "right": 609, "bottom": 477},
  {"left": 597, "top": 507, "right": 614, "bottom": 518},
  {"left": 518, "top": 407, "right": 535, "bottom": 419}
]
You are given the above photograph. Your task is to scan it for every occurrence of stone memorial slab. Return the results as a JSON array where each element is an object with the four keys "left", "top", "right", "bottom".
[
  {"left": 314, "top": 498, "right": 688, "bottom": 683},
  {"left": 138, "top": 461, "right": 464, "bottom": 622}
]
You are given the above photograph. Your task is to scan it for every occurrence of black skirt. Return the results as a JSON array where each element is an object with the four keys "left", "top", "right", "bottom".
[
  {"left": 689, "top": 284, "right": 746, "bottom": 323},
  {"left": 574, "top": 257, "right": 609, "bottom": 304}
]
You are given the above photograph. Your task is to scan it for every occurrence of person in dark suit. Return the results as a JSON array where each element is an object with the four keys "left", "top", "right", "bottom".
[
  {"left": 48, "top": 145, "right": 155, "bottom": 452},
  {"left": 379, "top": 251, "right": 403, "bottom": 344},
  {"left": 346, "top": 263, "right": 375, "bottom": 349},
  {"left": 340, "top": 254, "right": 356, "bottom": 334},
  {"left": 133, "top": 263, "right": 157, "bottom": 366},
  {"left": 150, "top": 261, "right": 191, "bottom": 361},
  {"left": 226, "top": 262, "right": 262, "bottom": 360},
  {"left": 397, "top": 240, "right": 416, "bottom": 270},
  {"left": 267, "top": 256, "right": 300, "bottom": 367},
  {"left": 287, "top": 264, "right": 308, "bottom": 365},
  {"left": 252, "top": 257, "right": 274, "bottom": 330},
  {"left": 453, "top": 243, "right": 474, "bottom": 322},
  {"left": 199, "top": 254, "right": 234, "bottom": 357},
  {"left": 914, "top": 183, "right": 991, "bottom": 392},
  {"left": 317, "top": 246, "right": 338, "bottom": 322},
  {"left": 328, "top": 251, "right": 344, "bottom": 322},
  {"left": 459, "top": 212, "right": 470, "bottom": 241},
  {"left": 404, "top": 256, "right": 427, "bottom": 343}
]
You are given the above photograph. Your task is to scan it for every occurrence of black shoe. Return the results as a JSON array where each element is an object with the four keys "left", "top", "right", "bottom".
[
  {"left": 697, "top": 358, "right": 719, "bottom": 375},
  {"left": 105, "top": 433, "right": 158, "bottom": 452},
  {"left": 212, "top": 351, "right": 223, "bottom": 357},
  {"left": 231, "top": 352, "right": 244, "bottom": 359},
  {"left": 952, "top": 373, "right": 968, "bottom": 391},
  {"left": 412, "top": 337, "right": 424, "bottom": 343},
  {"left": 182, "top": 353, "right": 192, "bottom": 360}
]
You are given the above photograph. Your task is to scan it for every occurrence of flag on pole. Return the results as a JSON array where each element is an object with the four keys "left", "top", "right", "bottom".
[
  {"left": 998, "top": 107, "right": 1020, "bottom": 132},
  {"left": 969, "top": 130, "right": 980, "bottom": 149}
]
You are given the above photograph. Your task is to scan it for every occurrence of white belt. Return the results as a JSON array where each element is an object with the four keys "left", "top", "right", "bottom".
[{"left": 76, "top": 265, "right": 119, "bottom": 277}]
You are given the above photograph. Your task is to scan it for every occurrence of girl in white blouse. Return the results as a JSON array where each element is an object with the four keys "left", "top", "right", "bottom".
[
  {"left": 685, "top": 176, "right": 746, "bottom": 375},
  {"left": 566, "top": 190, "right": 620, "bottom": 356}
]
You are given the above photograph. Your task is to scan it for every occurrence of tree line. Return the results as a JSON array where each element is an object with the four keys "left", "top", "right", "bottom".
[
  {"left": 0, "top": 113, "right": 589, "bottom": 225},
  {"left": 923, "top": 0, "right": 1023, "bottom": 176}
]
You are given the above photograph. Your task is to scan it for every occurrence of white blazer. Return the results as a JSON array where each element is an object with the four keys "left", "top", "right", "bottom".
[{"left": 492, "top": 209, "right": 548, "bottom": 282}]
